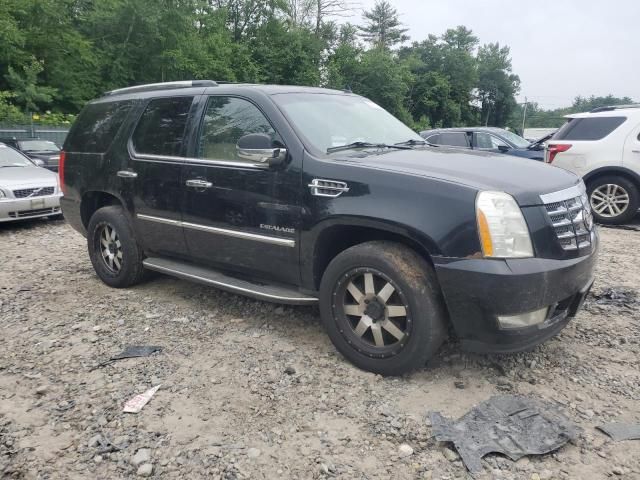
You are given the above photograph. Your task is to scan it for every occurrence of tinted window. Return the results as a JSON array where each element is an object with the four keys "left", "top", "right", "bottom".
[
  {"left": 65, "top": 101, "right": 133, "bottom": 153},
  {"left": 437, "top": 132, "right": 469, "bottom": 148},
  {"left": 198, "top": 97, "right": 278, "bottom": 161},
  {"left": 475, "top": 132, "right": 508, "bottom": 149},
  {"left": 553, "top": 117, "right": 626, "bottom": 141},
  {"left": 425, "top": 134, "right": 440, "bottom": 144},
  {"left": 132, "top": 97, "right": 194, "bottom": 156}
]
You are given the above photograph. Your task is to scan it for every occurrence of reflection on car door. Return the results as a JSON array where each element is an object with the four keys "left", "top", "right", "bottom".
[
  {"left": 180, "top": 95, "right": 301, "bottom": 285},
  {"left": 127, "top": 96, "right": 195, "bottom": 258}
]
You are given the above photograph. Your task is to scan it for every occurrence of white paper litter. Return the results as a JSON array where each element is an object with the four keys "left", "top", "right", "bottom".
[{"left": 123, "top": 385, "right": 161, "bottom": 413}]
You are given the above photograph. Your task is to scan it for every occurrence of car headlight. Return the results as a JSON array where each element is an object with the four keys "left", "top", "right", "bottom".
[{"left": 476, "top": 191, "right": 533, "bottom": 258}]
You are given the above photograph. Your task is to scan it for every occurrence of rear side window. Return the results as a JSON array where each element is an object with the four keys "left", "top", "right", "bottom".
[
  {"left": 132, "top": 96, "right": 194, "bottom": 156},
  {"left": 553, "top": 117, "right": 626, "bottom": 141},
  {"left": 437, "top": 132, "right": 470, "bottom": 148},
  {"left": 65, "top": 101, "right": 133, "bottom": 153}
]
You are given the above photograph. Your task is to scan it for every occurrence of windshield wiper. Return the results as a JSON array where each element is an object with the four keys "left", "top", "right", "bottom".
[
  {"left": 327, "top": 141, "right": 412, "bottom": 154},
  {"left": 394, "top": 139, "right": 427, "bottom": 147}
]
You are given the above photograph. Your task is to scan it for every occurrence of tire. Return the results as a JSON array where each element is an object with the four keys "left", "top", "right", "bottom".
[
  {"left": 87, "top": 205, "right": 146, "bottom": 288},
  {"left": 587, "top": 176, "right": 639, "bottom": 225},
  {"left": 319, "top": 241, "right": 448, "bottom": 376}
]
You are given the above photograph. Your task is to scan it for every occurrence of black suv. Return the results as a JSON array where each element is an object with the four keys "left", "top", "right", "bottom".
[
  {"left": 60, "top": 81, "right": 598, "bottom": 375},
  {"left": 0, "top": 137, "right": 61, "bottom": 171}
]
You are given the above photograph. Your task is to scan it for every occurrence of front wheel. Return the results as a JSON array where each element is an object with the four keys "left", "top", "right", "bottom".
[
  {"left": 87, "top": 205, "right": 146, "bottom": 288},
  {"left": 319, "top": 241, "right": 448, "bottom": 376},
  {"left": 587, "top": 176, "right": 639, "bottom": 225}
]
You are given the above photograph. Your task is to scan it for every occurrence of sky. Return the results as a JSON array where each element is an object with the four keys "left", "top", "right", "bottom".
[{"left": 353, "top": 0, "right": 640, "bottom": 109}]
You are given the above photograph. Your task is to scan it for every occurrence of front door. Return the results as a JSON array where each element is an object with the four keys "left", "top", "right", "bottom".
[
  {"left": 181, "top": 95, "right": 301, "bottom": 285},
  {"left": 127, "top": 95, "right": 196, "bottom": 258}
]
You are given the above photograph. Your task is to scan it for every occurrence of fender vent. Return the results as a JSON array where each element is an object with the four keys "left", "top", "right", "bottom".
[{"left": 308, "top": 179, "right": 350, "bottom": 198}]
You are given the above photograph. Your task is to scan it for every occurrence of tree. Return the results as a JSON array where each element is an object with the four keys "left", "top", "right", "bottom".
[
  {"left": 359, "top": 0, "right": 409, "bottom": 49},
  {"left": 5, "top": 58, "right": 57, "bottom": 113},
  {"left": 476, "top": 43, "right": 520, "bottom": 127}
]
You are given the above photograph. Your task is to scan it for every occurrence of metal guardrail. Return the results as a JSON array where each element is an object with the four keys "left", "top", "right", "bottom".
[{"left": 0, "top": 124, "right": 70, "bottom": 146}]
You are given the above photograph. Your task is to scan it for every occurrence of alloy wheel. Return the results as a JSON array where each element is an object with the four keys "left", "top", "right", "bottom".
[
  {"left": 335, "top": 269, "right": 411, "bottom": 357},
  {"left": 590, "top": 184, "right": 630, "bottom": 218},
  {"left": 99, "top": 224, "right": 123, "bottom": 273}
]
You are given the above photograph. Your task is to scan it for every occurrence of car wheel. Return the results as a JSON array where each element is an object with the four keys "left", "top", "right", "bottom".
[
  {"left": 587, "top": 176, "right": 639, "bottom": 225},
  {"left": 87, "top": 205, "right": 146, "bottom": 288},
  {"left": 319, "top": 241, "right": 448, "bottom": 376}
]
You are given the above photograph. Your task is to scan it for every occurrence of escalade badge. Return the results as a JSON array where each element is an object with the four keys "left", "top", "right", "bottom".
[{"left": 260, "top": 224, "right": 295, "bottom": 234}]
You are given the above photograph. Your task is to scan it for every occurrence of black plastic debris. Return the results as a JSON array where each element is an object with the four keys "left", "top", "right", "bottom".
[
  {"left": 597, "top": 423, "right": 640, "bottom": 442},
  {"left": 110, "top": 345, "right": 163, "bottom": 361},
  {"left": 91, "top": 345, "right": 163, "bottom": 370},
  {"left": 589, "top": 288, "right": 637, "bottom": 306},
  {"left": 430, "top": 395, "right": 580, "bottom": 475}
]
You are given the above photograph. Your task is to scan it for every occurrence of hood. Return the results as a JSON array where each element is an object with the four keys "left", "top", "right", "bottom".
[
  {"left": 338, "top": 147, "right": 580, "bottom": 206},
  {"left": 0, "top": 166, "right": 59, "bottom": 189},
  {"left": 26, "top": 151, "right": 60, "bottom": 161}
]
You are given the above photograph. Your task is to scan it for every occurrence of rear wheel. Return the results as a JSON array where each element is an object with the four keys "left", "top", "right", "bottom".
[
  {"left": 87, "top": 205, "right": 146, "bottom": 288},
  {"left": 587, "top": 176, "right": 639, "bottom": 225},
  {"left": 319, "top": 241, "right": 447, "bottom": 376}
]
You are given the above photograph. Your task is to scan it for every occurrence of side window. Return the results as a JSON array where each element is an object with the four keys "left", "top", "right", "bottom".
[
  {"left": 425, "top": 134, "right": 440, "bottom": 144},
  {"left": 474, "top": 132, "right": 494, "bottom": 149},
  {"left": 438, "top": 132, "right": 469, "bottom": 148},
  {"left": 65, "top": 100, "right": 133, "bottom": 153},
  {"left": 132, "top": 96, "right": 194, "bottom": 157},
  {"left": 198, "top": 96, "right": 278, "bottom": 162},
  {"left": 490, "top": 135, "right": 508, "bottom": 148}
]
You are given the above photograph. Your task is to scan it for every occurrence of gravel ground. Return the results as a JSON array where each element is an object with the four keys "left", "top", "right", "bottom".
[{"left": 1, "top": 218, "right": 639, "bottom": 480}]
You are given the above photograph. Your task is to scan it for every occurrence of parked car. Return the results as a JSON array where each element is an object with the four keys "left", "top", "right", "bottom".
[
  {"left": 0, "top": 137, "right": 61, "bottom": 171},
  {"left": 0, "top": 143, "right": 63, "bottom": 222},
  {"left": 60, "top": 81, "right": 597, "bottom": 375},
  {"left": 545, "top": 105, "right": 640, "bottom": 225},
  {"left": 420, "top": 127, "right": 545, "bottom": 160}
]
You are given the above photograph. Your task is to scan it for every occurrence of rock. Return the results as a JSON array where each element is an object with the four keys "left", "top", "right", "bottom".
[
  {"left": 441, "top": 448, "right": 458, "bottom": 462},
  {"left": 539, "top": 469, "right": 553, "bottom": 480},
  {"left": 398, "top": 444, "right": 413, "bottom": 458},
  {"left": 35, "top": 385, "right": 48, "bottom": 396},
  {"left": 88, "top": 434, "right": 102, "bottom": 448},
  {"left": 284, "top": 366, "right": 296, "bottom": 375},
  {"left": 612, "top": 467, "right": 625, "bottom": 476},
  {"left": 530, "top": 474, "right": 541, "bottom": 480},
  {"left": 92, "top": 325, "right": 102, "bottom": 332},
  {"left": 454, "top": 380, "right": 465, "bottom": 389},
  {"left": 247, "top": 448, "right": 261, "bottom": 458},
  {"left": 94, "top": 455, "right": 103, "bottom": 463},
  {"left": 132, "top": 448, "right": 151, "bottom": 466},
  {"left": 137, "top": 463, "right": 153, "bottom": 477}
]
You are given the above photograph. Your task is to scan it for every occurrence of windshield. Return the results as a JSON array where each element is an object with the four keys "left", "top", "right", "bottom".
[
  {"left": 0, "top": 145, "right": 35, "bottom": 167},
  {"left": 272, "top": 93, "right": 423, "bottom": 154},
  {"left": 498, "top": 130, "right": 530, "bottom": 148},
  {"left": 18, "top": 140, "right": 60, "bottom": 152}
]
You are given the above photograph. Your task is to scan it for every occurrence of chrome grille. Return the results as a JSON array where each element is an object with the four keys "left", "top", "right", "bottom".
[
  {"left": 13, "top": 187, "right": 55, "bottom": 198},
  {"left": 541, "top": 185, "right": 594, "bottom": 251}
]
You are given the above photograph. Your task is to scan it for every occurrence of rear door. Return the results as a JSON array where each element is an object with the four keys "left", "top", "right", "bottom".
[
  {"left": 126, "top": 95, "right": 196, "bottom": 257},
  {"left": 180, "top": 95, "right": 301, "bottom": 285},
  {"left": 622, "top": 118, "right": 640, "bottom": 173}
]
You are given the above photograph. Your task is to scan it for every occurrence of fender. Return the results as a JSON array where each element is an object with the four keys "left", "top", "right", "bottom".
[{"left": 582, "top": 166, "right": 640, "bottom": 186}]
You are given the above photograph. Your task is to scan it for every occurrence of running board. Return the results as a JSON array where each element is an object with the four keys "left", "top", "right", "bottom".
[{"left": 143, "top": 257, "right": 318, "bottom": 305}]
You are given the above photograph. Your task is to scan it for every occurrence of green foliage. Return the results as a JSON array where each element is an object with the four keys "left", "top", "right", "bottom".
[{"left": 1, "top": 0, "right": 628, "bottom": 131}]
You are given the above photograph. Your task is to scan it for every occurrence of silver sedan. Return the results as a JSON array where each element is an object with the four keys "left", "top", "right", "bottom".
[{"left": 0, "top": 143, "right": 63, "bottom": 222}]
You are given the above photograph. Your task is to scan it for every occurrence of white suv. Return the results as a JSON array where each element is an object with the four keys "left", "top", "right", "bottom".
[{"left": 545, "top": 105, "right": 640, "bottom": 224}]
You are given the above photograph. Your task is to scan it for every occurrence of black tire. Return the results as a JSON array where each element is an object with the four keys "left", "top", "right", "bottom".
[
  {"left": 319, "top": 241, "right": 448, "bottom": 376},
  {"left": 587, "top": 175, "right": 639, "bottom": 225},
  {"left": 87, "top": 205, "right": 146, "bottom": 288}
]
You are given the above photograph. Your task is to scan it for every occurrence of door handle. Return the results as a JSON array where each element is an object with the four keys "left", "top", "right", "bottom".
[
  {"left": 117, "top": 170, "right": 138, "bottom": 178},
  {"left": 186, "top": 179, "right": 213, "bottom": 189},
  {"left": 632, "top": 150, "right": 640, "bottom": 154}
]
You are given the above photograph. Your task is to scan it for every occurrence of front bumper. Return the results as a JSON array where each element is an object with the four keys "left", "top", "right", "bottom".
[
  {"left": 0, "top": 194, "right": 63, "bottom": 222},
  {"left": 433, "top": 235, "right": 598, "bottom": 353}
]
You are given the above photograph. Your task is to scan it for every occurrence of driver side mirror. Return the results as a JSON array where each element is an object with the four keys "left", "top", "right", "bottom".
[
  {"left": 236, "top": 133, "right": 287, "bottom": 167},
  {"left": 498, "top": 145, "right": 511, "bottom": 153}
]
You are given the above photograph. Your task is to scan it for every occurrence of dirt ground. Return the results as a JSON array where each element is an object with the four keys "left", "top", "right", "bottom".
[{"left": 1, "top": 217, "right": 639, "bottom": 480}]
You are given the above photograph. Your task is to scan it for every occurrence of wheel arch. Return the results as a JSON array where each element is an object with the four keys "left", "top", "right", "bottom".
[
  {"left": 308, "top": 218, "right": 440, "bottom": 291},
  {"left": 80, "top": 191, "right": 126, "bottom": 229},
  {"left": 583, "top": 166, "right": 640, "bottom": 190}
]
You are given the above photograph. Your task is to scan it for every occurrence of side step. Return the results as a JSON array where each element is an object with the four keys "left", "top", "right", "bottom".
[{"left": 143, "top": 257, "right": 318, "bottom": 305}]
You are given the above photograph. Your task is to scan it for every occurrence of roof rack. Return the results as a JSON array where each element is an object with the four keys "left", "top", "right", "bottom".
[
  {"left": 103, "top": 80, "right": 218, "bottom": 97},
  {"left": 590, "top": 104, "right": 640, "bottom": 113}
]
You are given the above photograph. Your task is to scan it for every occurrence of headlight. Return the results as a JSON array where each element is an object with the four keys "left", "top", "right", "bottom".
[{"left": 476, "top": 191, "right": 533, "bottom": 258}]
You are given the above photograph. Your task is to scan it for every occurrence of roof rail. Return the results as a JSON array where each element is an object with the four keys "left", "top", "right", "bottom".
[
  {"left": 590, "top": 104, "right": 640, "bottom": 113},
  {"left": 103, "top": 80, "right": 218, "bottom": 97}
]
